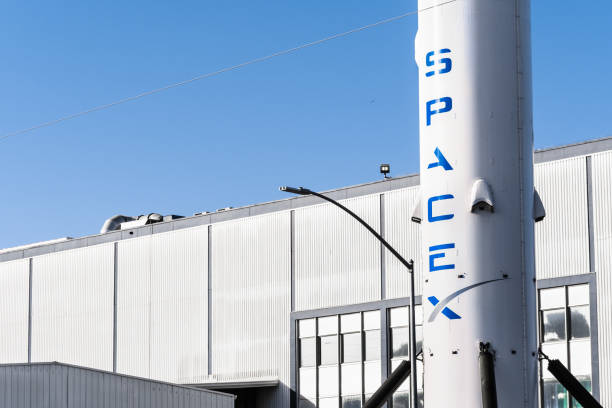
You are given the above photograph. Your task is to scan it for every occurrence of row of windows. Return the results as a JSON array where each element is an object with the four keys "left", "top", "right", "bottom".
[
  {"left": 296, "top": 283, "right": 594, "bottom": 408},
  {"left": 297, "top": 307, "right": 423, "bottom": 408}
]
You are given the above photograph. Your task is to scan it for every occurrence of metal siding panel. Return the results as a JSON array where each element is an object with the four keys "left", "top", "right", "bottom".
[
  {"left": 0, "top": 259, "right": 29, "bottom": 363},
  {"left": 593, "top": 150, "right": 612, "bottom": 407},
  {"left": 534, "top": 157, "right": 590, "bottom": 279},
  {"left": 116, "top": 237, "right": 151, "bottom": 378},
  {"left": 149, "top": 226, "right": 208, "bottom": 384},
  {"left": 294, "top": 194, "right": 381, "bottom": 310},
  {"left": 383, "top": 187, "right": 422, "bottom": 299},
  {"left": 211, "top": 212, "right": 290, "bottom": 407},
  {"left": 31, "top": 244, "right": 114, "bottom": 371}
]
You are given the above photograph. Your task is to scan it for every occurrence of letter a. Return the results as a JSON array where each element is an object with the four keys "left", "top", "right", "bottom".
[{"left": 427, "top": 147, "right": 453, "bottom": 171}]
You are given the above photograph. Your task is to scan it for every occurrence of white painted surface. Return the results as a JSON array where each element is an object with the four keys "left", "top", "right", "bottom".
[
  {"left": 211, "top": 212, "right": 290, "bottom": 407},
  {"left": 116, "top": 227, "right": 209, "bottom": 384},
  {"left": 593, "top": 150, "right": 612, "bottom": 407},
  {"left": 535, "top": 157, "right": 590, "bottom": 279},
  {"left": 31, "top": 244, "right": 114, "bottom": 371},
  {"left": 116, "top": 236, "right": 151, "bottom": 378},
  {"left": 0, "top": 259, "right": 29, "bottom": 363},
  {"left": 415, "top": 0, "right": 537, "bottom": 406},
  {"left": 150, "top": 227, "right": 208, "bottom": 383},
  {"left": 294, "top": 194, "right": 381, "bottom": 310},
  {"left": 384, "top": 186, "right": 422, "bottom": 298}
]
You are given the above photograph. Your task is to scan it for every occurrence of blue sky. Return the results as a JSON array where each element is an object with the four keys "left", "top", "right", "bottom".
[{"left": 0, "top": 1, "right": 610, "bottom": 248}]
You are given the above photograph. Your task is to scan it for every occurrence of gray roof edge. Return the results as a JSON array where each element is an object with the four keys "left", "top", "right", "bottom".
[
  {"left": 193, "top": 378, "right": 280, "bottom": 390},
  {"left": 0, "top": 361, "right": 236, "bottom": 398},
  {"left": 1, "top": 136, "right": 610, "bottom": 262},
  {"left": 534, "top": 135, "right": 612, "bottom": 163}
]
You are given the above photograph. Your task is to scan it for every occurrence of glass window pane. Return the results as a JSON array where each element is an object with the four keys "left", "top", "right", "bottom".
[
  {"left": 342, "top": 332, "right": 361, "bottom": 363},
  {"left": 568, "top": 284, "right": 589, "bottom": 306},
  {"left": 299, "top": 367, "right": 317, "bottom": 398},
  {"left": 391, "top": 327, "right": 409, "bottom": 358},
  {"left": 363, "top": 311, "right": 380, "bottom": 330},
  {"left": 319, "top": 316, "right": 338, "bottom": 336},
  {"left": 341, "top": 313, "right": 361, "bottom": 333},
  {"left": 299, "top": 398, "right": 316, "bottom": 408},
  {"left": 391, "top": 359, "right": 409, "bottom": 391},
  {"left": 365, "top": 330, "right": 381, "bottom": 361},
  {"left": 415, "top": 305, "right": 423, "bottom": 325},
  {"left": 320, "top": 335, "right": 338, "bottom": 365},
  {"left": 342, "top": 395, "right": 361, "bottom": 408},
  {"left": 393, "top": 391, "right": 410, "bottom": 408},
  {"left": 341, "top": 363, "right": 362, "bottom": 396},
  {"left": 299, "top": 319, "right": 316, "bottom": 338},
  {"left": 319, "top": 397, "right": 339, "bottom": 408},
  {"left": 572, "top": 379, "right": 592, "bottom": 408},
  {"left": 540, "top": 287, "right": 565, "bottom": 310},
  {"left": 364, "top": 360, "right": 381, "bottom": 394},
  {"left": 542, "top": 309, "right": 566, "bottom": 342},
  {"left": 319, "top": 366, "right": 339, "bottom": 397},
  {"left": 541, "top": 343, "right": 567, "bottom": 379},
  {"left": 417, "top": 360, "right": 424, "bottom": 390},
  {"left": 570, "top": 306, "right": 590, "bottom": 339},
  {"left": 570, "top": 341, "right": 591, "bottom": 376},
  {"left": 390, "top": 307, "right": 409, "bottom": 327},
  {"left": 417, "top": 388, "right": 424, "bottom": 408},
  {"left": 542, "top": 380, "right": 568, "bottom": 408},
  {"left": 416, "top": 325, "right": 423, "bottom": 354},
  {"left": 300, "top": 337, "right": 316, "bottom": 367}
]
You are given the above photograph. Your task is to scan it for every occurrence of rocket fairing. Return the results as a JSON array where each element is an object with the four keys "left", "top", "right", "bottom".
[{"left": 415, "top": 0, "right": 537, "bottom": 406}]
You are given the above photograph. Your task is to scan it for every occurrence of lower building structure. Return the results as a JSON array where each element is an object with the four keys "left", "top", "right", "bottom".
[{"left": 0, "top": 137, "right": 611, "bottom": 408}]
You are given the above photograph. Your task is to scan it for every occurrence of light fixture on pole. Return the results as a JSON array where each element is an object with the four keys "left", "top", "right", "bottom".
[
  {"left": 280, "top": 185, "right": 418, "bottom": 406},
  {"left": 380, "top": 163, "right": 391, "bottom": 179}
]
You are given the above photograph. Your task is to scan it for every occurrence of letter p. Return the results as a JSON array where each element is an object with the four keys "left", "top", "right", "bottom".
[{"left": 426, "top": 97, "right": 453, "bottom": 126}]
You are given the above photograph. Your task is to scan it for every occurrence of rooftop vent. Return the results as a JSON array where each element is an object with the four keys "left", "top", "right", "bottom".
[{"left": 100, "top": 214, "right": 184, "bottom": 234}]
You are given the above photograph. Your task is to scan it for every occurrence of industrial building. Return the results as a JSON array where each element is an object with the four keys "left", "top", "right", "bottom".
[{"left": 0, "top": 136, "right": 610, "bottom": 408}]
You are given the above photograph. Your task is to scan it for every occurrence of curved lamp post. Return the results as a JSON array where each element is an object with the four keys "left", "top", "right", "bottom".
[{"left": 280, "top": 186, "right": 418, "bottom": 407}]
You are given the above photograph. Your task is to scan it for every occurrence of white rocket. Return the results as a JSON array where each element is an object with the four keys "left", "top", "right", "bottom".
[{"left": 414, "top": 0, "right": 540, "bottom": 406}]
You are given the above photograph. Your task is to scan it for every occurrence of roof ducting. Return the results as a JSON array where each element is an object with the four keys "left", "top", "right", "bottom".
[{"left": 100, "top": 213, "right": 184, "bottom": 234}]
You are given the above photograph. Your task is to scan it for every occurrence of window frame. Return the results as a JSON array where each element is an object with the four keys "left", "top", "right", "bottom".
[
  {"left": 536, "top": 274, "right": 600, "bottom": 407},
  {"left": 291, "top": 297, "right": 422, "bottom": 408}
]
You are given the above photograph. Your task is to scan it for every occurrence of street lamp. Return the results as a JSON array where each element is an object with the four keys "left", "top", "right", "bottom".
[{"left": 280, "top": 186, "right": 419, "bottom": 408}]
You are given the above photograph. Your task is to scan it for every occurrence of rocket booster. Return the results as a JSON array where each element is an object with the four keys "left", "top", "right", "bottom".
[{"left": 415, "top": 0, "right": 537, "bottom": 406}]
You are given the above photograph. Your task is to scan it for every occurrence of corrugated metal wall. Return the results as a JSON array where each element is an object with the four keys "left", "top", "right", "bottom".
[
  {"left": 294, "top": 194, "right": 381, "bottom": 310},
  {"left": 0, "top": 363, "right": 234, "bottom": 408},
  {"left": 384, "top": 187, "right": 422, "bottom": 298},
  {"left": 0, "top": 259, "right": 29, "bottom": 364},
  {"left": 211, "top": 212, "right": 291, "bottom": 407},
  {"left": 593, "top": 151, "right": 612, "bottom": 407},
  {"left": 150, "top": 228, "right": 208, "bottom": 384},
  {"left": 116, "top": 236, "right": 151, "bottom": 378},
  {"left": 535, "top": 157, "right": 590, "bottom": 279},
  {"left": 30, "top": 244, "right": 114, "bottom": 371},
  {"left": 116, "top": 227, "right": 208, "bottom": 384}
]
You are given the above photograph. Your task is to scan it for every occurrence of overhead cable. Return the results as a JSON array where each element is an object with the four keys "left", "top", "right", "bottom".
[{"left": 0, "top": 0, "right": 457, "bottom": 142}]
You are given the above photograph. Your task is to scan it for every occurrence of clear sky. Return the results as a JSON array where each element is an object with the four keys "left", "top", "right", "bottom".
[{"left": 0, "top": 1, "right": 610, "bottom": 249}]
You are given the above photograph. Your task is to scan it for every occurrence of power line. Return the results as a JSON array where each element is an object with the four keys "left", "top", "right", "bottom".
[{"left": 0, "top": 0, "right": 457, "bottom": 142}]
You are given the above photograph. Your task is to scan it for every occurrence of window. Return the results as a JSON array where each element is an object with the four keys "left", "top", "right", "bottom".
[
  {"left": 297, "top": 311, "right": 382, "bottom": 407},
  {"left": 388, "top": 306, "right": 423, "bottom": 408},
  {"left": 539, "top": 284, "right": 592, "bottom": 408}
]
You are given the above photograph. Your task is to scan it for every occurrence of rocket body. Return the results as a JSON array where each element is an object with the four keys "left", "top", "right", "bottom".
[{"left": 415, "top": 0, "right": 537, "bottom": 406}]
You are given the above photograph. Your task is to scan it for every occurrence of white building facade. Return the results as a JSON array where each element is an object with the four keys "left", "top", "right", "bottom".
[{"left": 0, "top": 137, "right": 610, "bottom": 408}]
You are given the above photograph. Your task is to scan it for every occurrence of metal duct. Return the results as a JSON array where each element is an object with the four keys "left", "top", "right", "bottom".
[{"left": 100, "top": 215, "right": 136, "bottom": 234}]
